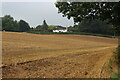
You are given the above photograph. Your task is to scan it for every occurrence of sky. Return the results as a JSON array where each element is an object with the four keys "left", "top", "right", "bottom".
[
  {"left": 2, "top": 0, "right": 119, "bottom": 28},
  {"left": 2, "top": 1, "right": 74, "bottom": 27}
]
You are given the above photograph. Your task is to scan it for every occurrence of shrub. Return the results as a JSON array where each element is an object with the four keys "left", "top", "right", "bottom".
[
  {"left": 111, "top": 72, "right": 120, "bottom": 78},
  {"left": 114, "top": 45, "right": 120, "bottom": 64},
  {"left": 109, "top": 45, "right": 120, "bottom": 78}
]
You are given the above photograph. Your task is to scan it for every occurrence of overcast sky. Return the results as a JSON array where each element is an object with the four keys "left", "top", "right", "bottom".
[{"left": 2, "top": 2, "right": 74, "bottom": 27}]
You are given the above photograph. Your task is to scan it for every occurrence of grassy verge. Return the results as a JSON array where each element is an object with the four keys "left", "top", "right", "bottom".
[
  {"left": 108, "top": 45, "right": 120, "bottom": 78},
  {"left": 111, "top": 72, "right": 120, "bottom": 78},
  {"left": 27, "top": 31, "right": 115, "bottom": 38}
]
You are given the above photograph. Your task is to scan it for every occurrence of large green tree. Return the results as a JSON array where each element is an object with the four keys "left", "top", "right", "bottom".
[
  {"left": 2, "top": 15, "right": 31, "bottom": 32},
  {"left": 19, "top": 20, "right": 30, "bottom": 32},
  {"left": 2, "top": 15, "right": 19, "bottom": 31},
  {"left": 55, "top": 2, "right": 120, "bottom": 35}
]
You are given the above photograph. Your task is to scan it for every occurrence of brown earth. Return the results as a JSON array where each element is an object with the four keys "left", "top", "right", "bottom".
[{"left": 2, "top": 32, "right": 118, "bottom": 78}]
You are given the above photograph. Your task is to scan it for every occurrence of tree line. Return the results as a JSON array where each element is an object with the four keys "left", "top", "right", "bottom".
[
  {"left": 1, "top": 14, "right": 117, "bottom": 36},
  {"left": 2, "top": 15, "right": 30, "bottom": 32},
  {"left": 77, "top": 19, "right": 114, "bottom": 35},
  {"left": 1, "top": 15, "right": 55, "bottom": 33}
]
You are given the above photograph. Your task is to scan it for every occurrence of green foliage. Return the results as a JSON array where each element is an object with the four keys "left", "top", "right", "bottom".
[
  {"left": 111, "top": 72, "right": 120, "bottom": 78},
  {"left": 109, "top": 45, "right": 120, "bottom": 78},
  {"left": 0, "top": 17, "right": 2, "bottom": 30},
  {"left": 34, "top": 25, "right": 43, "bottom": 31},
  {"left": 19, "top": 20, "right": 30, "bottom": 32},
  {"left": 36, "top": 25, "right": 42, "bottom": 29},
  {"left": 48, "top": 25, "right": 56, "bottom": 32},
  {"left": 42, "top": 20, "right": 48, "bottom": 32},
  {"left": 2, "top": 15, "right": 30, "bottom": 32},
  {"left": 78, "top": 19, "right": 114, "bottom": 35},
  {"left": 33, "top": 20, "right": 49, "bottom": 32},
  {"left": 48, "top": 25, "right": 56, "bottom": 29},
  {"left": 13, "top": 20, "right": 20, "bottom": 31},
  {"left": 115, "top": 45, "right": 120, "bottom": 63},
  {"left": 2, "top": 15, "right": 18, "bottom": 31},
  {"left": 32, "top": 24, "right": 67, "bottom": 33},
  {"left": 68, "top": 26, "right": 78, "bottom": 32},
  {"left": 55, "top": 2, "right": 120, "bottom": 35}
]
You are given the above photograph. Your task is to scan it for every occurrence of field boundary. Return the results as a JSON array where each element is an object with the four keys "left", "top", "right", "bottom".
[{"left": 27, "top": 31, "right": 117, "bottom": 39}]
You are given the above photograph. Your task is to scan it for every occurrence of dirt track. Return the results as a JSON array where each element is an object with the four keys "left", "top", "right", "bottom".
[{"left": 2, "top": 32, "right": 118, "bottom": 78}]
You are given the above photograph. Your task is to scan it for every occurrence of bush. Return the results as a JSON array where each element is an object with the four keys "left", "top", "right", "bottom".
[
  {"left": 114, "top": 45, "right": 120, "bottom": 64},
  {"left": 112, "top": 45, "right": 120, "bottom": 78},
  {"left": 109, "top": 45, "right": 120, "bottom": 78},
  {"left": 111, "top": 72, "right": 120, "bottom": 78}
]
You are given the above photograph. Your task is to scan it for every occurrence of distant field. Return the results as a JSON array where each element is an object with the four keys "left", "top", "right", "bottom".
[{"left": 2, "top": 32, "right": 118, "bottom": 78}]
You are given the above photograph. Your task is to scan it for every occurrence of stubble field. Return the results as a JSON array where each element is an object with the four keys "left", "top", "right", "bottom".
[{"left": 2, "top": 32, "right": 118, "bottom": 78}]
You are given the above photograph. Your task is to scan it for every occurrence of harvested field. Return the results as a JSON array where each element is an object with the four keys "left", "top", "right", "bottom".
[{"left": 2, "top": 32, "right": 118, "bottom": 78}]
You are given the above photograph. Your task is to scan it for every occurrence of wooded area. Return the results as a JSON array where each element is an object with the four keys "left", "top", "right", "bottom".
[{"left": 1, "top": 14, "right": 116, "bottom": 36}]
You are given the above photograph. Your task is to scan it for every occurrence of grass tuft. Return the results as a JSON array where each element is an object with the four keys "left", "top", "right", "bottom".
[{"left": 111, "top": 72, "right": 120, "bottom": 78}]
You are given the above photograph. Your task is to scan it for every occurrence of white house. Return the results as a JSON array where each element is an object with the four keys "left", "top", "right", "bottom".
[{"left": 53, "top": 27, "right": 68, "bottom": 33}]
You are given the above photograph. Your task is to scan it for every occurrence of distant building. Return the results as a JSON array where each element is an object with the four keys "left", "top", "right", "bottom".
[
  {"left": 53, "top": 29, "right": 67, "bottom": 32},
  {"left": 53, "top": 26, "right": 68, "bottom": 32}
]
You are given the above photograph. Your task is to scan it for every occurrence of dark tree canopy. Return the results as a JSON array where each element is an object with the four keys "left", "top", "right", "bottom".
[
  {"left": 2, "top": 15, "right": 20, "bottom": 31},
  {"left": 19, "top": 20, "right": 30, "bottom": 32},
  {"left": 55, "top": 2, "right": 120, "bottom": 34},
  {"left": 78, "top": 19, "right": 113, "bottom": 35},
  {"left": 42, "top": 20, "right": 48, "bottom": 32},
  {"left": 34, "top": 20, "right": 49, "bottom": 32},
  {"left": 2, "top": 15, "right": 30, "bottom": 32}
]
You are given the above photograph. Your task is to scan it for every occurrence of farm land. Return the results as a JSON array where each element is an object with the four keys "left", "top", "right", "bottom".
[{"left": 2, "top": 31, "right": 118, "bottom": 78}]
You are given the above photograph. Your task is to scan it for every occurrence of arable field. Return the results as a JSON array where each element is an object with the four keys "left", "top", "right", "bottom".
[{"left": 2, "top": 32, "right": 118, "bottom": 78}]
